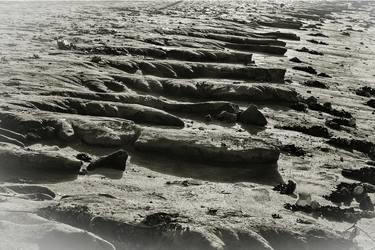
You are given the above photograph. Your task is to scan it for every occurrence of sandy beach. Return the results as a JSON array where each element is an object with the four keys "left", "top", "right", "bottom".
[{"left": 0, "top": 0, "right": 375, "bottom": 249}]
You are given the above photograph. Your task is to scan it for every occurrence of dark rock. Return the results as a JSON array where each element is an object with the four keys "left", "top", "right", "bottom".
[
  {"left": 319, "top": 147, "right": 330, "bottom": 152},
  {"left": 76, "top": 153, "right": 92, "bottom": 162},
  {"left": 367, "top": 99, "right": 375, "bottom": 108},
  {"left": 87, "top": 150, "right": 128, "bottom": 171},
  {"left": 306, "top": 39, "right": 319, "bottom": 44},
  {"left": 272, "top": 213, "right": 282, "bottom": 219},
  {"left": 308, "top": 33, "right": 328, "bottom": 38},
  {"left": 273, "top": 180, "right": 296, "bottom": 195},
  {"left": 318, "top": 72, "right": 331, "bottom": 78},
  {"left": 289, "top": 57, "right": 302, "bottom": 63},
  {"left": 303, "top": 80, "right": 328, "bottom": 89},
  {"left": 306, "top": 39, "right": 328, "bottom": 45},
  {"left": 359, "top": 195, "right": 374, "bottom": 211},
  {"left": 280, "top": 144, "right": 306, "bottom": 156},
  {"left": 341, "top": 32, "right": 350, "bottom": 36},
  {"left": 207, "top": 208, "right": 218, "bottom": 215},
  {"left": 324, "top": 185, "right": 353, "bottom": 205},
  {"left": 278, "top": 124, "right": 331, "bottom": 138},
  {"left": 238, "top": 105, "right": 267, "bottom": 126},
  {"left": 296, "top": 47, "right": 324, "bottom": 55},
  {"left": 342, "top": 168, "right": 375, "bottom": 185},
  {"left": 325, "top": 118, "right": 356, "bottom": 130},
  {"left": 333, "top": 118, "right": 356, "bottom": 127},
  {"left": 325, "top": 120, "right": 341, "bottom": 130},
  {"left": 91, "top": 56, "right": 102, "bottom": 63},
  {"left": 166, "top": 180, "right": 202, "bottom": 187},
  {"left": 323, "top": 182, "right": 375, "bottom": 208},
  {"left": 305, "top": 97, "right": 352, "bottom": 118},
  {"left": 292, "top": 66, "right": 317, "bottom": 75},
  {"left": 305, "top": 96, "right": 318, "bottom": 105},
  {"left": 308, "top": 126, "right": 330, "bottom": 138},
  {"left": 323, "top": 102, "right": 332, "bottom": 109},
  {"left": 290, "top": 102, "right": 308, "bottom": 112},
  {"left": 356, "top": 86, "right": 375, "bottom": 97}
]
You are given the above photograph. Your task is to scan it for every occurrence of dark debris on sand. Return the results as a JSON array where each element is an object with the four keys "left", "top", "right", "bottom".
[
  {"left": 302, "top": 80, "right": 329, "bottom": 89},
  {"left": 284, "top": 203, "right": 374, "bottom": 223},
  {"left": 273, "top": 180, "right": 296, "bottom": 195},
  {"left": 324, "top": 182, "right": 375, "bottom": 211},
  {"left": 305, "top": 96, "right": 352, "bottom": 118}
]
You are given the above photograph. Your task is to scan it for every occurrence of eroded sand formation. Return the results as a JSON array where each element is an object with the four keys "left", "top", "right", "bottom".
[{"left": 1, "top": 0, "right": 375, "bottom": 249}]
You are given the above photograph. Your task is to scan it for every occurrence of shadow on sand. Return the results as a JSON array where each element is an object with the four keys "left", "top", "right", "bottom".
[
  {"left": 130, "top": 152, "right": 283, "bottom": 186},
  {"left": 0, "top": 168, "right": 78, "bottom": 184}
]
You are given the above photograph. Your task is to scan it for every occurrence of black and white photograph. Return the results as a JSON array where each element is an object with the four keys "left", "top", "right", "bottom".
[{"left": 0, "top": 0, "right": 374, "bottom": 249}]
